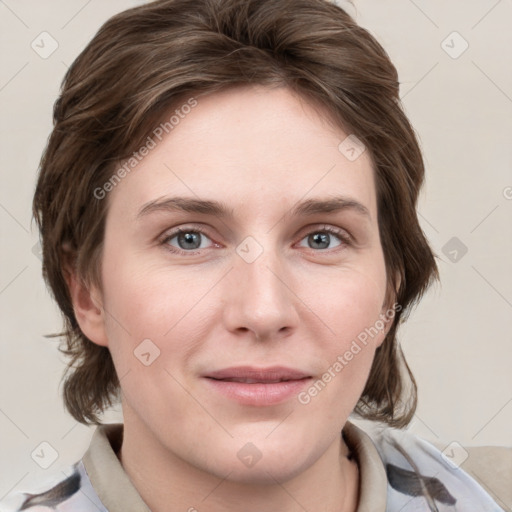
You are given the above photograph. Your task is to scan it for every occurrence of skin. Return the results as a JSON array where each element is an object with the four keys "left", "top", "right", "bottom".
[{"left": 69, "top": 85, "right": 392, "bottom": 512}]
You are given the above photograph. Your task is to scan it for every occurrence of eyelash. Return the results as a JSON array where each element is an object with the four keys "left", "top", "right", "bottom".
[{"left": 160, "top": 225, "right": 352, "bottom": 256}]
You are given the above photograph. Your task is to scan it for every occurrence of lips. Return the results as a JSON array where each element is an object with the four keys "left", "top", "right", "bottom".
[
  {"left": 219, "top": 378, "right": 291, "bottom": 383},
  {"left": 205, "top": 366, "right": 310, "bottom": 382},
  {"left": 203, "top": 366, "right": 312, "bottom": 406}
]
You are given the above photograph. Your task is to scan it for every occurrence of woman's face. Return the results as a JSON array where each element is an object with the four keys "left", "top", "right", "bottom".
[{"left": 86, "top": 85, "right": 390, "bottom": 482}]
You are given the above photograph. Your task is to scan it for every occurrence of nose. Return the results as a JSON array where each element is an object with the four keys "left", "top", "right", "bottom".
[{"left": 222, "top": 244, "right": 299, "bottom": 342}]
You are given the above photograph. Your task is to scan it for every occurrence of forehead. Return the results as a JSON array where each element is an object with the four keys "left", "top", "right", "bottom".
[{"left": 107, "top": 85, "right": 377, "bottom": 222}]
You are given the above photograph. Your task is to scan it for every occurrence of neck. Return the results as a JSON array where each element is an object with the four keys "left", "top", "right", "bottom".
[{"left": 118, "top": 415, "right": 359, "bottom": 512}]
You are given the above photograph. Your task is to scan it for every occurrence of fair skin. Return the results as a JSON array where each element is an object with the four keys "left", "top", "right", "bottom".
[{"left": 69, "top": 85, "right": 392, "bottom": 512}]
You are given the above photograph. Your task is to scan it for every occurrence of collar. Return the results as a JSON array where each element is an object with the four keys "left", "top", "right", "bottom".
[{"left": 82, "top": 421, "right": 387, "bottom": 512}]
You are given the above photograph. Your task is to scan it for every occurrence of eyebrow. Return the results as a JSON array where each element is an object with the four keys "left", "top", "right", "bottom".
[{"left": 137, "top": 195, "right": 370, "bottom": 221}]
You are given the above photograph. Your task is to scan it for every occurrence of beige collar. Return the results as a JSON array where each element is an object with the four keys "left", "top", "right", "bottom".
[{"left": 83, "top": 421, "right": 387, "bottom": 512}]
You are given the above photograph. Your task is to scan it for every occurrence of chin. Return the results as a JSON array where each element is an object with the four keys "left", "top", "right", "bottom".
[
  {"left": 198, "top": 436, "right": 316, "bottom": 485},
  {"left": 213, "top": 456, "right": 310, "bottom": 486}
]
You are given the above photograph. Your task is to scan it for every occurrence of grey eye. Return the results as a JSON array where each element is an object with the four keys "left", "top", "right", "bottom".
[{"left": 299, "top": 231, "right": 343, "bottom": 250}]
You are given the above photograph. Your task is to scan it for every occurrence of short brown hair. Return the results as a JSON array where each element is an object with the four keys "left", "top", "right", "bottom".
[{"left": 33, "top": 0, "right": 438, "bottom": 426}]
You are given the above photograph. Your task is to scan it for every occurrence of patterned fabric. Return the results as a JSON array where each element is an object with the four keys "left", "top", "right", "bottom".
[
  {"left": 370, "top": 427, "right": 505, "bottom": 511},
  {"left": 0, "top": 462, "right": 106, "bottom": 512},
  {"left": 0, "top": 424, "right": 505, "bottom": 512}
]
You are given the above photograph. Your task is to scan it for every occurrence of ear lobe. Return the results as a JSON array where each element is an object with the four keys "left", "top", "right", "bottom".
[
  {"left": 394, "top": 270, "right": 402, "bottom": 297},
  {"left": 377, "top": 271, "right": 402, "bottom": 348},
  {"left": 374, "top": 313, "right": 394, "bottom": 350},
  {"left": 63, "top": 260, "right": 109, "bottom": 348},
  {"left": 381, "top": 270, "right": 402, "bottom": 314}
]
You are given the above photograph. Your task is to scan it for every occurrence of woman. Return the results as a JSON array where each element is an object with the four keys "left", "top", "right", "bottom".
[{"left": 1, "top": 0, "right": 508, "bottom": 510}]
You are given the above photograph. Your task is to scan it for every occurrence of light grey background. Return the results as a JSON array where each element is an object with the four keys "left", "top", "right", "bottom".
[{"left": 1, "top": 0, "right": 511, "bottom": 500}]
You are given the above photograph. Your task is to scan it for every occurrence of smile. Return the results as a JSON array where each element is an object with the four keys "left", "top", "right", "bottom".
[{"left": 203, "top": 366, "right": 312, "bottom": 406}]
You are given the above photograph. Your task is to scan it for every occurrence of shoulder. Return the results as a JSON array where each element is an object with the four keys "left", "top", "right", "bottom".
[
  {"left": 358, "top": 422, "right": 511, "bottom": 512},
  {"left": 0, "top": 461, "right": 107, "bottom": 512},
  {"left": 434, "top": 440, "right": 512, "bottom": 511}
]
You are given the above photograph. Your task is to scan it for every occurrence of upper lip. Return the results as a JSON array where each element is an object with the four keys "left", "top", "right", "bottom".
[{"left": 205, "top": 366, "right": 311, "bottom": 383}]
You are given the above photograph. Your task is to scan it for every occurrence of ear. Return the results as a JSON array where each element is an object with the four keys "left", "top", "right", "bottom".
[
  {"left": 376, "top": 270, "right": 403, "bottom": 346},
  {"left": 63, "top": 255, "right": 109, "bottom": 348}
]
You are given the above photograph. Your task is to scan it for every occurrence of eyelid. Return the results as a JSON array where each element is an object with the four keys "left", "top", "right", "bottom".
[
  {"left": 159, "top": 224, "right": 219, "bottom": 254},
  {"left": 298, "top": 224, "right": 355, "bottom": 252},
  {"left": 295, "top": 224, "right": 353, "bottom": 245}
]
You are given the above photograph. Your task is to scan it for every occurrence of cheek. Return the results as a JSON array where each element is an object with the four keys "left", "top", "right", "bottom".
[
  {"left": 311, "top": 260, "right": 388, "bottom": 339},
  {"left": 102, "top": 245, "right": 191, "bottom": 325},
  {"left": 99, "top": 253, "right": 219, "bottom": 369},
  {"left": 298, "top": 264, "right": 388, "bottom": 406}
]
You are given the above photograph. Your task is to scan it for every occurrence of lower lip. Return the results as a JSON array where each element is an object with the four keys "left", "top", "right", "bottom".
[{"left": 204, "top": 377, "right": 311, "bottom": 406}]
